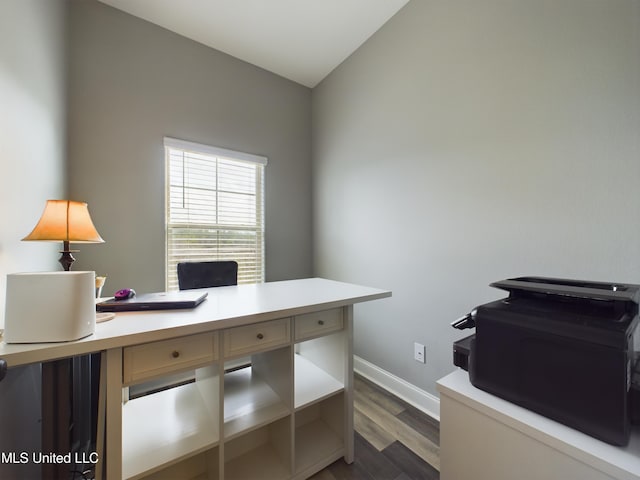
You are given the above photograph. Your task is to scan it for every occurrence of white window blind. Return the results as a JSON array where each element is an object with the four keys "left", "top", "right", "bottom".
[{"left": 165, "top": 137, "right": 266, "bottom": 290}]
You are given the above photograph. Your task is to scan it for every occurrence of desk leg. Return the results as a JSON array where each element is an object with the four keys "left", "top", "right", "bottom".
[
  {"left": 104, "top": 348, "right": 122, "bottom": 479},
  {"left": 344, "top": 305, "right": 355, "bottom": 464},
  {"left": 41, "top": 359, "right": 71, "bottom": 480},
  {"left": 95, "top": 351, "right": 107, "bottom": 480}
]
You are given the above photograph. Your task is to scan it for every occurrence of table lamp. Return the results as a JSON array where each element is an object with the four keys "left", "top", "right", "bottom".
[{"left": 22, "top": 199, "right": 104, "bottom": 270}]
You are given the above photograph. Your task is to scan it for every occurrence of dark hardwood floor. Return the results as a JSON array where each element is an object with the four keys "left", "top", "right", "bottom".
[{"left": 311, "top": 375, "right": 440, "bottom": 480}]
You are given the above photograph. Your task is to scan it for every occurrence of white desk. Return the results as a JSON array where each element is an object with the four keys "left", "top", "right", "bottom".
[
  {"left": 437, "top": 370, "right": 640, "bottom": 480},
  {"left": 0, "top": 278, "right": 391, "bottom": 480}
]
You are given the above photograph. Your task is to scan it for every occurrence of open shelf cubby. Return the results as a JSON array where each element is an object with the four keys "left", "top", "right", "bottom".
[
  {"left": 294, "top": 393, "right": 345, "bottom": 477},
  {"left": 137, "top": 449, "right": 219, "bottom": 480},
  {"left": 223, "top": 346, "right": 292, "bottom": 440},
  {"left": 224, "top": 416, "right": 292, "bottom": 479},
  {"left": 122, "top": 367, "right": 220, "bottom": 480}
]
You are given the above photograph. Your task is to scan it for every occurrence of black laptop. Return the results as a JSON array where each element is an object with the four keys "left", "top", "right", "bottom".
[{"left": 96, "top": 291, "right": 208, "bottom": 312}]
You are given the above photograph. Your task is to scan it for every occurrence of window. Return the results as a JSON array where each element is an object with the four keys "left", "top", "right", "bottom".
[{"left": 165, "top": 137, "right": 266, "bottom": 290}]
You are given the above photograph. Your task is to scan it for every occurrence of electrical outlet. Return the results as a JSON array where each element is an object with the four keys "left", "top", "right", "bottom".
[{"left": 414, "top": 342, "right": 426, "bottom": 363}]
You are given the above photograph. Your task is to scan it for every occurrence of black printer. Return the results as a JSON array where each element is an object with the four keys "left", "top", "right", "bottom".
[{"left": 452, "top": 276, "right": 640, "bottom": 446}]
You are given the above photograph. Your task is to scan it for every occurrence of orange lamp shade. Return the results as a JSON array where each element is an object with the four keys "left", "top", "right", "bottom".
[{"left": 22, "top": 200, "right": 104, "bottom": 243}]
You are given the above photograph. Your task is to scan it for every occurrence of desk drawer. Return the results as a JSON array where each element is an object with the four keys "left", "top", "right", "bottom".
[
  {"left": 224, "top": 318, "right": 290, "bottom": 358},
  {"left": 123, "top": 332, "right": 218, "bottom": 385},
  {"left": 295, "top": 308, "right": 343, "bottom": 341}
]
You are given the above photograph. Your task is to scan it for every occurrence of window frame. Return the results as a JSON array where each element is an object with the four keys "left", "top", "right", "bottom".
[{"left": 164, "top": 137, "right": 267, "bottom": 290}]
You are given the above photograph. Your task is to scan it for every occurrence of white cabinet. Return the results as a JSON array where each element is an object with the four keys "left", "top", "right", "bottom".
[
  {"left": 115, "top": 306, "right": 353, "bottom": 480},
  {"left": 437, "top": 370, "right": 640, "bottom": 480}
]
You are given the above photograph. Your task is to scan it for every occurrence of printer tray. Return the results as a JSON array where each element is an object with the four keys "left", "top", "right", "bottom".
[{"left": 453, "top": 334, "right": 474, "bottom": 371}]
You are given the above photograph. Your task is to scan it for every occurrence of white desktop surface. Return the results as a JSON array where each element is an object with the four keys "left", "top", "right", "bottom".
[
  {"left": 438, "top": 370, "right": 640, "bottom": 480},
  {"left": 0, "top": 277, "right": 390, "bottom": 367}
]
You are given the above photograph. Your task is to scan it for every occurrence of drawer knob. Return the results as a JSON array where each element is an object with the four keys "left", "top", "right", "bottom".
[
  {"left": 172, "top": 350, "right": 180, "bottom": 359},
  {"left": 318, "top": 320, "right": 325, "bottom": 326},
  {"left": 256, "top": 333, "right": 264, "bottom": 340}
]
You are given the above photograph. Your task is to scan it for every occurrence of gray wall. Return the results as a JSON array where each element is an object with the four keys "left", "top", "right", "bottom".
[
  {"left": 312, "top": 0, "right": 640, "bottom": 397},
  {"left": 67, "top": 0, "right": 312, "bottom": 292},
  {"left": 0, "top": 0, "right": 68, "bottom": 476},
  {"left": 0, "top": 0, "right": 67, "bottom": 314}
]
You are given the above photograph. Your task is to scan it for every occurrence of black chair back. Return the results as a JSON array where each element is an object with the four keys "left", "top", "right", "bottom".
[{"left": 177, "top": 261, "right": 238, "bottom": 290}]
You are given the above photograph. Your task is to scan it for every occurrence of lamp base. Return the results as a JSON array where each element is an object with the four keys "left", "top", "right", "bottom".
[
  {"left": 59, "top": 240, "right": 79, "bottom": 271},
  {"left": 58, "top": 250, "right": 78, "bottom": 271}
]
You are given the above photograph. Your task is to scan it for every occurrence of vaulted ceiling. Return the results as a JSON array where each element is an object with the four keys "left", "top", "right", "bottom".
[{"left": 98, "top": 0, "right": 410, "bottom": 87}]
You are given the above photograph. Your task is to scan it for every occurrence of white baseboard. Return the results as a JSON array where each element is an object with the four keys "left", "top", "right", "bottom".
[{"left": 354, "top": 355, "right": 440, "bottom": 421}]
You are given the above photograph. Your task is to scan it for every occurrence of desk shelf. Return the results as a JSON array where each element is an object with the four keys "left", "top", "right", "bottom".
[
  {"left": 224, "top": 417, "right": 292, "bottom": 479},
  {"left": 294, "top": 354, "right": 344, "bottom": 410},
  {"left": 224, "top": 362, "right": 291, "bottom": 440},
  {"left": 122, "top": 381, "right": 219, "bottom": 480},
  {"left": 116, "top": 305, "right": 355, "bottom": 480},
  {"left": 134, "top": 450, "right": 218, "bottom": 480},
  {"left": 294, "top": 394, "right": 345, "bottom": 478}
]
